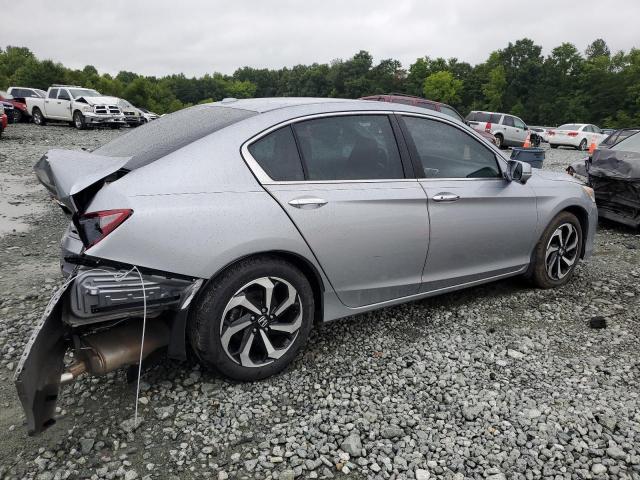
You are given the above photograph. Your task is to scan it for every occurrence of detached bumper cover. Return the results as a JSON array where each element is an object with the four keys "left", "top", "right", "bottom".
[{"left": 14, "top": 284, "right": 69, "bottom": 435}]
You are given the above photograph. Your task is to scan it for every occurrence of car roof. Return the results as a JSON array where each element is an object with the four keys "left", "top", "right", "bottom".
[{"left": 206, "top": 97, "right": 457, "bottom": 121}]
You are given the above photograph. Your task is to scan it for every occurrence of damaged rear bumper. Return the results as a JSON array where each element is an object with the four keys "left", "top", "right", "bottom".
[{"left": 14, "top": 262, "right": 203, "bottom": 435}]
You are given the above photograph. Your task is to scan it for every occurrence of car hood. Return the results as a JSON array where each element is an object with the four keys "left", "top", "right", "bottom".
[{"left": 78, "top": 96, "right": 120, "bottom": 106}]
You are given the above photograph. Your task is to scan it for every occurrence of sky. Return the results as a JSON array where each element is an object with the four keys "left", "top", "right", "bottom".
[{"left": 5, "top": 0, "right": 640, "bottom": 77}]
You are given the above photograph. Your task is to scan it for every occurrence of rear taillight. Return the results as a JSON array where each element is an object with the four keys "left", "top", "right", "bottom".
[
  {"left": 568, "top": 131, "right": 579, "bottom": 137},
  {"left": 485, "top": 122, "right": 492, "bottom": 132},
  {"left": 548, "top": 130, "right": 555, "bottom": 136},
  {"left": 77, "top": 209, "right": 132, "bottom": 247}
]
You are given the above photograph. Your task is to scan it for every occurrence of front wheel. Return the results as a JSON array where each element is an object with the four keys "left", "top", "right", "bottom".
[
  {"left": 527, "top": 212, "right": 583, "bottom": 288},
  {"left": 188, "top": 256, "right": 314, "bottom": 381},
  {"left": 73, "top": 111, "right": 86, "bottom": 130}
]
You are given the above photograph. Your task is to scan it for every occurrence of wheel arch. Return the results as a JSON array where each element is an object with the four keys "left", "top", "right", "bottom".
[
  {"left": 561, "top": 204, "right": 590, "bottom": 259},
  {"left": 171, "top": 250, "right": 325, "bottom": 360}
]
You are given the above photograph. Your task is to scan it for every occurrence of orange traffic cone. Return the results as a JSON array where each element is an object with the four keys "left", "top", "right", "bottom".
[
  {"left": 523, "top": 132, "right": 531, "bottom": 148},
  {"left": 588, "top": 136, "right": 597, "bottom": 154}
]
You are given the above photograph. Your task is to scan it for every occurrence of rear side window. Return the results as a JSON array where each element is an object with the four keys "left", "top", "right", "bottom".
[
  {"left": 489, "top": 114, "right": 502, "bottom": 123},
  {"left": 402, "top": 116, "right": 501, "bottom": 179},
  {"left": 416, "top": 101, "right": 438, "bottom": 111},
  {"left": 293, "top": 115, "right": 404, "bottom": 181},
  {"left": 503, "top": 116, "right": 515, "bottom": 127},
  {"left": 48, "top": 89, "right": 58, "bottom": 99},
  {"left": 248, "top": 126, "right": 304, "bottom": 181},
  {"left": 474, "top": 112, "right": 492, "bottom": 123},
  {"left": 439, "top": 105, "right": 464, "bottom": 122},
  {"left": 94, "top": 105, "right": 256, "bottom": 170}
]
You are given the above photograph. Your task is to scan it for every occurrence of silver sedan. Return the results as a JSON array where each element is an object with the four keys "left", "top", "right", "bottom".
[{"left": 19, "top": 98, "right": 597, "bottom": 434}]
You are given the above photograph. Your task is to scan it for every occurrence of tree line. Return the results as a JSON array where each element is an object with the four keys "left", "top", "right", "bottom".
[{"left": 1, "top": 38, "right": 639, "bottom": 127}]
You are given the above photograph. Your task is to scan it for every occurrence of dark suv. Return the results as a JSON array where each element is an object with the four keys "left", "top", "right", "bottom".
[{"left": 360, "top": 93, "right": 496, "bottom": 144}]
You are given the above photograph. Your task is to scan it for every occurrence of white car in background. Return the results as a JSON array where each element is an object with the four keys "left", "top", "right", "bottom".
[
  {"left": 548, "top": 124, "right": 608, "bottom": 151},
  {"left": 138, "top": 107, "right": 159, "bottom": 122},
  {"left": 529, "top": 126, "right": 555, "bottom": 143}
]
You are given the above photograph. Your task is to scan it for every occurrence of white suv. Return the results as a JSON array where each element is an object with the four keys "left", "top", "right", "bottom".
[{"left": 466, "top": 111, "right": 532, "bottom": 149}]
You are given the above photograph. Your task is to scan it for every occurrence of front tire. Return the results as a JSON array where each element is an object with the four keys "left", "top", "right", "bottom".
[
  {"left": 188, "top": 256, "right": 314, "bottom": 381},
  {"left": 32, "top": 108, "right": 46, "bottom": 126},
  {"left": 527, "top": 212, "right": 583, "bottom": 288},
  {"left": 73, "top": 110, "right": 86, "bottom": 130}
]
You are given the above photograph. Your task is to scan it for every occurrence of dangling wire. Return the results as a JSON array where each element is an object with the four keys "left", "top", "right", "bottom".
[{"left": 132, "top": 266, "right": 147, "bottom": 428}]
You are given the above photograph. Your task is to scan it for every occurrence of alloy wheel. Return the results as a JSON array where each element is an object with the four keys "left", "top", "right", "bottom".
[
  {"left": 219, "top": 276, "right": 302, "bottom": 368},
  {"left": 545, "top": 223, "right": 579, "bottom": 280}
]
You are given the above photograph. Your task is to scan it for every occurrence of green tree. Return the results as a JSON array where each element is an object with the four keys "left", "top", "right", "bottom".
[{"left": 423, "top": 71, "right": 463, "bottom": 105}]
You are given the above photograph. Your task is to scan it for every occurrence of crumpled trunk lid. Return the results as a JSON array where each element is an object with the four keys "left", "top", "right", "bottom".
[{"left": 34, "top": 149, "right": 130, "bottom": 214}]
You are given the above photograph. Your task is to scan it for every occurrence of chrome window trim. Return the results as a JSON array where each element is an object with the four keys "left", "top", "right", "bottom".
[{"left": 240, "top": 109, "right": 509, "bottom": 185}]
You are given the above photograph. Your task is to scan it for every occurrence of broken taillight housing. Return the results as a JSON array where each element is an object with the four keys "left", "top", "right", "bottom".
[{"left": 77, "top": 209, "right": 133, "bottom": 248}]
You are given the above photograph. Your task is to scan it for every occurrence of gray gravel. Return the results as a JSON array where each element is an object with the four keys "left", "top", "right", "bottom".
[{"left": 0, "top": 124, "right": 639, "bottom": 480}]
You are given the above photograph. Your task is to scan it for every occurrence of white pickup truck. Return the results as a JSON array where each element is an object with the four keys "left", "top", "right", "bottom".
[{"left": 26, "top": 85, "right": 126, "bottom": 129}]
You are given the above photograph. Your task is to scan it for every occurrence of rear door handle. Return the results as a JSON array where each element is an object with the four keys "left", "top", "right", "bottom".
[
  {"left": 288, "top": 197, "right": 328, "bottom": 209},
  {"left": 432, "top": 192, "right": 460, "bottom": 202}
]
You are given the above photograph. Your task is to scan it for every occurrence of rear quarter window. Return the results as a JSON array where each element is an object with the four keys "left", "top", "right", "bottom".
[{"left": 248, "top": 126, "right": 304, "bottom": 181}]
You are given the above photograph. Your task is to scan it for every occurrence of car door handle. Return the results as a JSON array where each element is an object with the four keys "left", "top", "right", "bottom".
[
  {"left": 288, "top": 197, "right": 328, "bottom": 209},
  {"left": 432, "top": 192, "right": 460, "bottom": 202}
]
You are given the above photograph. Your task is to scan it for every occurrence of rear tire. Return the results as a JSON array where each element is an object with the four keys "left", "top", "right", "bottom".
[
  {"left": 495, "top": 134, "right": 505, "bottom": 149},
  {"left": 32, "top": 108, "right": 46, "bottom": 126},
  {"left": 188, "top": 256, "right": 314, "bottom": 381},
  {"left": 73, "top": 110, "right": 86, "bottom": 130},
  {"left": 526, "top": 212, "right": 583, "bottom": 289},
  {"left": 577, "top": 139, "right": 587, "bottom": 151}
]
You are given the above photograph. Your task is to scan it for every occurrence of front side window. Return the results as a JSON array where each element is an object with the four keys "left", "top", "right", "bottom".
[
  {"left": 58, "top": 89, "right": 71, "bottom": 101},
  {"left": 513, "top": 117, "right": 526, "bottom": 129},
  {"left": 292, "top": 115, "right": 404, "bottom": 181},
  {"left": 248, "top": 126, "right": 304, "bottom": 181},
  {"left": 402, "top": 116, "right": 502, "bottom": 179},
  {"left": 48, "top": 89, "right": 58, "bottom": 99}
]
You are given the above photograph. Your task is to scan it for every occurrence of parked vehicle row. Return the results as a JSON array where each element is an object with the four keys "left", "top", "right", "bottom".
[
  {"left": 18, "top": 97, "right": 598, "bottom": 434},
  {"left": 0, "top": 84, "right": 159, "bottom": 129}
]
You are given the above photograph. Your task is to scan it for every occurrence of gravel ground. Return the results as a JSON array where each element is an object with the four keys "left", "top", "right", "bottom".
[{"left": 0, "top": 123, "right": 639, "bottom": 480}]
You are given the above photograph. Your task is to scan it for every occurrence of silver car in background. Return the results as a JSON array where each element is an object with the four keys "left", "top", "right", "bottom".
[{"left": 18, "top": 98, "right": 597, "bottom": 434}]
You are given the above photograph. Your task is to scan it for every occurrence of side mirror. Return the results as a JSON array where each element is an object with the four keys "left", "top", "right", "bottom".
[{"left": 507, "top": 160, "right": 532, "bottom": 184}]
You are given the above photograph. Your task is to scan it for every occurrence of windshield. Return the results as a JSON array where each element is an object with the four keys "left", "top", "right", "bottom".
[
  {"left": 94, "top": 105, "right": 256, "bottom": 170},
  {"left": 611, "top": 131, "right": 640, "bottom": 153},
  {"left": 69, "top": 88, "right": 101, "bottom": 99},
  {"left": 558, "top": 124, "right": 582, "bottom": 130},
  {"left": 119, "top": 99, "right": 133, "bottom": 107}
]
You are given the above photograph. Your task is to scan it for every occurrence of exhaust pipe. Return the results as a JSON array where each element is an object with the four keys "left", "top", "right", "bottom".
[{"left": 61, "top": 319, "right": 170, "bottom": 382}]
